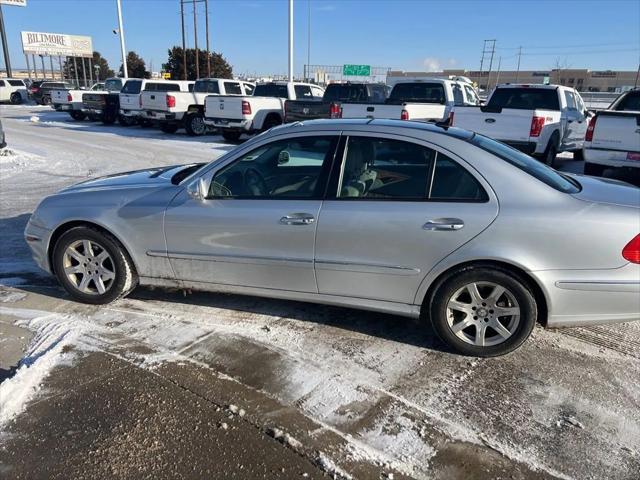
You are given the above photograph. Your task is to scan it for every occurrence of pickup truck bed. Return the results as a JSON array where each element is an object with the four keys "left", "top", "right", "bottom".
[{"left": 584, "top": 109, "right": 640, "bottom": 175}]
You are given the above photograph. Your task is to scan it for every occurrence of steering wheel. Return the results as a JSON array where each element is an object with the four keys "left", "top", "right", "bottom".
[{"left": 244, "top": 168, "right": 269, "bottom": 196}]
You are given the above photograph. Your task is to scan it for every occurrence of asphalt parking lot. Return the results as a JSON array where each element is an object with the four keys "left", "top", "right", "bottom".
[{"left": 1, "top": 105, "right": 639, "bottom": 479}]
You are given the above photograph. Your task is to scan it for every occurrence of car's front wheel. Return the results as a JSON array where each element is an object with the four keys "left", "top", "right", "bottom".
[
  {"left": 53, "top": 226, "right": 137, "bottom": 304},
  {"left": 10, "top": 92, "right": 22, "bottom": 105},
  {"left": 427, "top": 267, "right": 537, "bottom": 356}
]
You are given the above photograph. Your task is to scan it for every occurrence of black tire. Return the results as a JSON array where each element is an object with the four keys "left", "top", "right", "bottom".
[
  {"left": 426, "top": 266, "right": 537, "bottom": 357},
  {"left": 540, "top": 136, "right": 559, "bottom": 168},
  {"left": 10, "top": 92, "right": 22, "bottom": 105},
  {"left": 118, "top": 114, "right": 135, "bottom": 127},
  {"left": 102, "top": 111, "right": 117, "bottom": 125},
  {"left": 573, "top": 149, "right": 584, "bottom": 161},
  {"left": 52, "top": 226, "right": 138, "bottom": 305},
  {"left": 184, "top": 112, "right": 206, "bottom": 136},
  {"left": 69, "top": 110, "right": 86, "bottom": 121},
  {"left": 161, "top": 123, "right": 180, "bottom": 134},
  {"left": 262, "top": 114, "right": 282, "bottom": 131},
  {"left": 584, "top": 162, "right": 606, "bottom": 177},
  {"left": 139, "top": 119, "right": 153, "bottom": 128},
  {"left": 42, "top": 96, "right": 52, "bottom": 105},
  {"left": 222, "top": 130, "right": 242, "bottom": 142},
  {"left": 87, "top": 113, "right": 99, "bottom": 122}
]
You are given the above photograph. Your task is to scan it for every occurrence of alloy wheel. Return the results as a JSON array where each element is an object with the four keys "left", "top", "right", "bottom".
[{"left": 62, "top": 239, "right": 116, "bottom": 295}]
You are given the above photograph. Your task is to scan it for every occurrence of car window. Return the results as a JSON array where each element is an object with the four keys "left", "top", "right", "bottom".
[
  {"left": 254, "top": 83, "right": 289, "bottom": 98},
  {"left": 311, "top": 87, "right": 324, "bottom": 98},
  {"left": 464, "top": 85, "right": 479, "bottom": 105},
  {"left": 387, "top": 82, "right": 446, "bottom": 104},
  {"left": 210, "top": 136, "right": 338, "bottom": 199},
  {"left": 8, "top": 80, "right": 24, "bottom": 87},
  {"left": 224, "top": 82, "right": 242, "bottom": 95},
  {"left": 145, "top": 82, "right": 180, "bottom": 92},
  {"left": 337, "top": 137, "right": 436, "bottom": 199},
  {"left": 488, "top": 88, "right": 560, "bottom": 110},
  {"left": 564, "top": 90, "right": 576, "bottom": 110},
  {"left": 575, "top": 92, "right": 586, "bottom": 113},
  {"left": 612, "top": 91, "right": 640, "bottom": 111},
  {"left": 0, "top": 80, "right": 5, "bottom": 87},
  {"left": 194, "top": 80, "right": 220, "bottom": 93},
  {"left": 294, "top": 85, "right": 313, "bottom": 99},
  {"left": 430, "top": 155, "right": 488, "bottom": 201},
  {"left": 452, "top": 84, "right": 464, "bottom": 105},
  {"left": 471, "top": 134, "right": 580, "bottom": 193},
  {"left": 243, "top": 83, "right": 255, "bottom": 95},
  {"left": 121, "top": 80, "right": 142, "bottom": 94}
]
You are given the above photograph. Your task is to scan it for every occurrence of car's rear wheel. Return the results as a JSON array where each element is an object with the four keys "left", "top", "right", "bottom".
[
  {"left": 541, "top": 137, "right": 558, "bottom": 168},
  {"left": 103, "top": 111, "right": 117, "bottom": 125},
  {"left": 10, "top": 92, "right": 22, "bottom": 105},
  {"left": 584, "top": 162, "right": 606, "bottom": 177},
  {"left": 53, "top": 226, "right": 137, "bottom": 304},
  {"left": 118, "top": 114, "right": 135, "bottom": 127},
  {"left": 42, "top": 96, "right": 52, "bottom": 105},
  {"left": 69, "top": 111, "right": 86, "bottom": 121},
  {"left": 427, "top": 267, "right": 537, "bottom": 356},
  {"left": 573, "top": 149, "right": 584, "bottom": 161},
  {"left": 185, "top": 112, "right": 206, "bottom": 136},
  {"left": 161, "top": 123, "right": 179, "bottom": 134},
  {"left": 262, "top": 114, "right": 282, "bottom": 131},
  {"left": 222, "top": 130, "right": 242, "bottom": 142}
]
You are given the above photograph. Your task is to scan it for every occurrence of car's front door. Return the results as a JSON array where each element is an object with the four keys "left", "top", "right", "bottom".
[
  {"left": 562, "top": 90, "right": 587, "bottom": 149},
  {"left": 314, "top": 134, "right": 499, "bottom": 304},
  {"left": 163, "top": 133, "right": 339, "bottom": 293}
]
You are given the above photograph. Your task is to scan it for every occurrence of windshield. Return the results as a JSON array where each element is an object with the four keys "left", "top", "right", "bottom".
[
  {"left": 105, "top": 79, "right": 123, "bottom": 92},
  {"left": 470, "top": 134, "right": 580, "bottom": 193},
  {"left": 121, "top": 80, "right": 142, "bottom": 94},
  {"left": 387, "top": 83, "right": 445, "bottom": 104},
  {"left": 488, "top": 87, "right": 560, "bottom": 110},
  {"left": 254, "top": 84, "right": 289, "bottom": 98}
]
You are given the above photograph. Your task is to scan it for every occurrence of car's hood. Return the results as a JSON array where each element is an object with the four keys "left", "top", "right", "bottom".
[
  {"left": 60, "top": 164, "right": 204, "bottom": 193},
  {"left": 569, "top": 173, "right": 640, "bottom": 208}
]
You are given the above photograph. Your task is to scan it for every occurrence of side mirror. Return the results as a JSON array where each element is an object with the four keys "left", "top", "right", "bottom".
[
  {"left": 278, "top": 150, "right": 290, "bottom": 165},
  {"left": 186, "top": 177, "right": 207, "bottom": 200}
]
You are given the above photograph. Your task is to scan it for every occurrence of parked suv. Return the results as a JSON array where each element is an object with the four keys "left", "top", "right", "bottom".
[
  {"left": 0, "top": 78, "right": 28, "bottom": 104},
  {"left": 29, "top": 80, "right": 76, "bottom": 105}
]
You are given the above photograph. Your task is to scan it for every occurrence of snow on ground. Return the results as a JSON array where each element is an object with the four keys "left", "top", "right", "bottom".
[{"left": 1, "top": 105, "right": 639, "bottom": 479}]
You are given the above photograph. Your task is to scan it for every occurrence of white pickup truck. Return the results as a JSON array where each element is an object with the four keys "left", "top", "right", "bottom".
[
  {"left": 339, "top": 78, "right": 480, "bottom": 123},
  {"left": 0, "top": 78, "right": 28, "bottom": 104},
  {"left": 138, "top": 78, "right": 254, "bottom": 135},
  {"left": 583, "top": 89, "right": 640, "bottom": 176},
  {"left": 452, "top": 84, "right": 590, "bottom": 166},
  {"left": 204, "top": 82, "right": 324, "bottom": 141},
  {"left": 51, "top": 83, "right": 105, "bottom": 120},
  {"left": 118, "top": 78, "right": 152, "bottom": 126}
]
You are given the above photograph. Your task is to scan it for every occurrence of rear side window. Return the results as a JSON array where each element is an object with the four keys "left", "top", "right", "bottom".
[
  {"left": 254, "top": 84, "right": 289, "bottom": 98},
  {"left": 194, "top": 80, "right": 220, "bottom": 94},
  {"left": 387, "top": 83, "right": 446, "bottom": 104},
  {"left": 471, "top": 134, "right": 580, "bottom": 193},
  {"left": 430, "top": 155, "right": 488, "bottom": 201},
  {"left": 612, "top": 91, "right": 640, "bottom": 111},
  {"left": 487, "top": 88, "right": 560, "bottom": 110},
  {"left": 564, "top": 91, "right": 576, "bottom": 110},
  {"left": 121, "top": 80, "right": 142, "bottom": 94},
  {"left": 243, "top": 83, "right": 255, "bottom": 95},
  {"left": 464, "top": 85, "right": 479, "bottom": 105},
  {"left": 452, "top": 84, "right": 464, "bottom": 105},
  {"left": 8, "top": 80, "right": 24, "bottom": 87},
  {"left": 294, "top": 85, "right": 313, "bottom": 99},
  {"left": 224, "top": 82, "right": 242, "bottom": 95},
  {"left": 0, "top": 80, "right": 5, "bottom": 86}
]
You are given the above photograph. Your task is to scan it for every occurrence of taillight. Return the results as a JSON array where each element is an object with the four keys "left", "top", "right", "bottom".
[
  {"left": 447, "top": 110, "right": 455, "bottom": 126},
  {"left": 529, "top": 116, "right": 545, "bottom": 137},
  {"left": 622, "top": 234, "right": 640, "bottom": 264},
  {"left": 400, "top": 109, "right": 409, "bottom": 121},
  {"left": 166, "top": 94, "right": 176, "bottom": 108},
  {"left": 67, "top": 93, "right": 73, "bottom": 102},
  {"left": 585, "top": 115, "right": 597, "bottom": 142},
  {"left": 242, "top": 100, "right": 251, "bottom": 115},
  {"left": 329, "top": 102, "right": 342, "bottom": 119}
]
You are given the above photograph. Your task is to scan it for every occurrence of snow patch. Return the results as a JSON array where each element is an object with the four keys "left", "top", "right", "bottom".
[{"left": 316, "top": 452, "right": 353, "bottom": 480}]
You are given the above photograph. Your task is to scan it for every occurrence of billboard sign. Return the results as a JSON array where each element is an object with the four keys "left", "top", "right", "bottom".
[
  {"left": 21, "top": 31, "right": 93, "bottom": 58},
  {"left": 0, "top": 0, "right": 27, "bottom": 6}
]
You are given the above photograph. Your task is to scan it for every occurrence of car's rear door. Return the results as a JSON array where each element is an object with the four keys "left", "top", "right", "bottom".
[
  {"left": 164, "top": 132, "right": 340, "bottom": 293},
  {"left": 314, "top": 133, "right": 498, "bottom": 304}
]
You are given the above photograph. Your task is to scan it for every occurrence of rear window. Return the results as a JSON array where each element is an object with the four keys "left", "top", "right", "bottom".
[
  {"left": 105, "top": 79, "right": 123, "bottom": 91},
  {"left": 487, "top": 87, "right": 560, "bottom": 110},
  {"left": 145, "top": 82, "right": 181, "bottom": 92},
  {"left": 612, "top": 91, "right": 640, "bottom": 111},
  {"left": 8, "top": 80, "right": 24, "bottom": 87},
  {"left": 254, "top": 83, "right": 289, "bottom": 98},
  {"left": 470, "top": 134, "right": 580, "bottom": 193},
  {"left": 324, "top": 84, "right": 371, "bottom": 103},
  {"left": 387, "top": 83, "right": 445, "bottom": 104},
  {"left": 121, "top": 79, "right": 142, "bottom": 94},
  {"left": 224, "top": 82, "right": 242, "bottom": 95},
  {"left": 194, "top": 80, "right": 220, "bottom": 94}
]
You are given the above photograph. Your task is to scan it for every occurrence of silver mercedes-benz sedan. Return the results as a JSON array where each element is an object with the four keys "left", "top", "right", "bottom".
[{"left": 25, "top": 119, "right": 640, "bottom": 356}]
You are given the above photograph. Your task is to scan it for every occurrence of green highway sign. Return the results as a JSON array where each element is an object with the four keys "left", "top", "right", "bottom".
[{"left": 343, "top": 64, "right": 371, "bottom": 76}]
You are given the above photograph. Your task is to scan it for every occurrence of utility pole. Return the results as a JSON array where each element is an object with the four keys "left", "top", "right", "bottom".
[
  {"left": 495, "top": 56, "right": 502, "bottom": 87},
  {"left": 116, "top": 0, "right": 128, "bottom": 78},
  {"left": 0, "top": 4, "right": 11, "bottom": 78},
  {"left": 193, "top": 0, "right": 199, "bottom": 79},
  {"left": 515, "top": 46, "right": 522, "bottom": 82},
  {"left": 205, "top": 0, "right": 211, "bottom": 77},
  {"left": 635, "top": 62, "right": 639, "bottom": 88},
  {"left": 288, "top": 0, "right": 293, "bottom": 81},
  {"left": 479, "top": 39, "right": 496, "bottom": 92},
  {"left": 307, "top": 0, "right": 311, "bottom": 81},
  {"left": 180, "top": 0, "right": 187, "bottom": 79}
]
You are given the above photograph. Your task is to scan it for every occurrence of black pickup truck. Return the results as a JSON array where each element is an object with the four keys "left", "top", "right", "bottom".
[
  {"left": 82, "top": 77, "right": 124, "bottom": 124},
  {"left": 284, "top": 82, "right": 389, "bottom": 123}
]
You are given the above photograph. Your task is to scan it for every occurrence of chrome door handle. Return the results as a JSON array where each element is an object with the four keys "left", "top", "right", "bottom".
[
  {"left": 280, "top": 213, "right": 315, "bottom": 225},
  {"left": 423, "top": 218, "right": 464, "bottom": 231}
]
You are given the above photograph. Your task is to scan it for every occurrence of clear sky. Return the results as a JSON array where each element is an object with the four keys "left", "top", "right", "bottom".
[{"left": 3, "top": 0, "right": 640, "bottom": 76}]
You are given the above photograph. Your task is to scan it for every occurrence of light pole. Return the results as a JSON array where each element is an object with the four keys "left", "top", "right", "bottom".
[
  {"left": 288, "top": 0, "right": 293, "bottom": 82},
  {"left": 116, "top": 0, "right": 128, "bottom": 78}
]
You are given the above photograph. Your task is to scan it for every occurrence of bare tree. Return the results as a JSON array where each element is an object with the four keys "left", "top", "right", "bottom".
[{"left": 552, "top": 57, "right": 572, "bottom": 84}]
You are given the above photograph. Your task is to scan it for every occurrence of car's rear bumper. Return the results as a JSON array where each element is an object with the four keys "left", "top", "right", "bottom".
[
  {"left": 141, "top": 110, "right": 179, "bottom": 122},
  {"left": 534, "top": 265, "right": 640, "bottom": 328},
  {"left": 203, "top": 117, "right": 251, "bottom": 130},
  {"left": 119, "top": 108, "right": 142, "bottom": 117},
  {"left": 584, "top": 147, "right": 640, "bottom": 169}
]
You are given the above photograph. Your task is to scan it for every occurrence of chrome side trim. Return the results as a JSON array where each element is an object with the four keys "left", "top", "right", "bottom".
[
  {"left": 150, "top": 250, "right": 312, "bottom": 268},
  {"left": 555, "top": 280, "right": 640, "bottom": 293},
  {"left": 315, "top": 259, "right": 421, "bottom": 276}
]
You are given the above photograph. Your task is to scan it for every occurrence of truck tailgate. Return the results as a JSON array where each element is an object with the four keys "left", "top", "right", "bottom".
[
  {"left": 205, "top": 96, "right": 247, "bottom": 120},
  {"left": 82, "top": 92, "right": 107, "bottom": 109},
  {"left": 591, "top": 111, "right": 640, "bottom": 153},
  {"left": 120, "top": 93, "right": 140, "bottom": 110},
  {"left": 404, "top": 103, "right": 447, "bottom": 121},
  {"left": 51, "top": 89, "right": 70, "bottom": 104},
  {"left": 340, "top": 103, "right": 402, "bottom": 120},
  {"left": 453, "top": 107, "right": 535, "bottom": 142},
  {"left": 285, "top": 100, "right": 329, "bottom": 122},
  {"left": 141, "top": 91, "right": 168, "bottom": 111}
]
